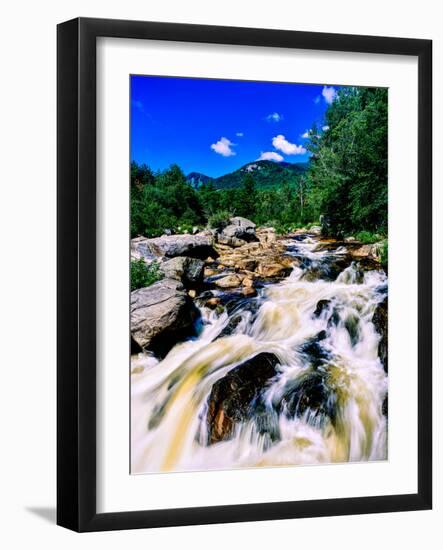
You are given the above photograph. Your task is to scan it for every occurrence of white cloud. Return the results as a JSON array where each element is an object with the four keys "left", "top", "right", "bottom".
[
  {"left": 301, "top": 130, "right": 310, "bottom": 139},
  {"left": 258, "top": 151, "right": 284, "bottom": 162},
  {"left": 236, "top": 132, "right": 244, "bottom": 137},
  {"left": 272, "top": 134, "right": 306, "bottom": 155},
  {"left": 322, "top": 86, "right": 337, "bottom": 105},
  {"left": 322, "top": 125, "right": 330, "bottom": 131},
  {"left": 210, "top": 137, "right": 236, "bottom": 157},
  {"left": 266, "top": 112, "right": 283, "bottom": 122}
]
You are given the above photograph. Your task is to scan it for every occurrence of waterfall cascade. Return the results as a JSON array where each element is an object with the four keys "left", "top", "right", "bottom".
[{"left": 131, "top": 234, "right": 388, "bottom": 474}]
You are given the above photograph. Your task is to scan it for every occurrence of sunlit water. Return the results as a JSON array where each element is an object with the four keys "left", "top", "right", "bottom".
[{"left": 131, "top": 235, "right": 388, "bottom": 474}]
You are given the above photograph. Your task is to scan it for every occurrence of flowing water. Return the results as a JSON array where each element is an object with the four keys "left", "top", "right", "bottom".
[{"left": 131, "top": 234, "right": 388, "bottom": 474}]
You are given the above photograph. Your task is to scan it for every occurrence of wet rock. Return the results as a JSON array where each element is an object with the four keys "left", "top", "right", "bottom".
[
  {"left": 313, "top": 299, "right": 331, "bottom": 317},
  {"left": 301, "top": 256, "right": 351, "bottom": 282},
  {"left": 206, "top": 353, "right": 280, "bottom": 443},
  {"left": 257, "top": 261, "right": 292, "bottom": 279},
  {"left": 218, "top": 298, "right": 261, "bottom": 338},
  {"left": 344, "top": 313, "right": 360, "bottom": 346},
  {"left": 130, "top": 278, "right": 199, "bottom": 355},
  {"left": 160, "top": 256, "right": 204, "bottom": 288},
  {"left": 215, "top": 274, "right": 243, "bottom": 289},
  {"left": 131, "top": 232, "right": 217, "bottom": 260},
  {"left": 299, "top": 331, "right": 329, "bottom": 368},
  {"left": 242, "top": 276, "right": 255, "bottom": 288},
  {"left": 205, "top": 297, "right": 221, "bottom": 309},
  {"left": 242, "top": 286, "right": 257, "bottom": 297},
  {"left": 204, "top": 267, "right": 218, "bottom": 278},
  {"left": 313, "top": 240, "right": 348, "bottom": 253},
  {"left": 382, "top": 394, "right": 388, "bottom": 418},
  {"left": 373, "top": 297, "right": 388, "bottom": 372},
  {"left": 278, "top": 369, "right": 337, "bottom": 427}
]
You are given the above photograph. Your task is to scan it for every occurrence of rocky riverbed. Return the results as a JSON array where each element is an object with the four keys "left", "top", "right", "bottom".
[
  {"left": 130, "top": 218, "right": 388, "bottom": 473},
  {"left": 131, "top": 217, "right": 384, "bottom": 357}
]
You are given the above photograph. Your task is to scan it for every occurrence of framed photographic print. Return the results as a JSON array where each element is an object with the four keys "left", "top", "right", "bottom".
[{"left": 57, "top": 17, "right": 432, "bottom": 531}]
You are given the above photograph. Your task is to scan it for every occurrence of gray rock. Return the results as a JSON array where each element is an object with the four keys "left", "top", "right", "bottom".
[
  {"left": 131, "top": 278, "right": 199, "bottom": 354},
  {"left": 130, "top": 236, "right": 157, "bottom": 262},
  {"left": 131, "top": 232, "right": 216, "bottom": 260},
  {"left": 216, "top": 216, "right": 258, "bottom": 247},
  {"left": 160, "top": 256, "right": 204, "bottom": 287},
  {"left": 216, "top": 234, "right": 249, "bottom": 248}
]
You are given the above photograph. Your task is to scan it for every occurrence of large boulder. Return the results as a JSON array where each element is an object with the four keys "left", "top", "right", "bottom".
[
  {"left": 372, "top": 297, "right": 388, "bottom": 372},
  {"left": 206, "top": 353, "right": 280, "bottom": 444},
  {"left": 130, "top": 236, "right": 157, "bottom": 262},
  {"left": 131, "top": 278, "right": 199, "bottom": 355},
  {"left": 131, "top": 232, "right": 216, "bottom": 260},
  {"left": 160, "top": 256, "right": 204, "bottom": 288},
  {"left": 217, "top": 217, "right": 258, "bottom": 247}
]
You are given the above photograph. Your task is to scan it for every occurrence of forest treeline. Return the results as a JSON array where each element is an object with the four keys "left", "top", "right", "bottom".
[{"left": 131, "top": 86, "right": 387, "bottom": 239}]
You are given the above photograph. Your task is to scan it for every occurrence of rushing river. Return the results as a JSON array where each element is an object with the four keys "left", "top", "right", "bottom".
[{"left": 131, "top": 234, "right": 388, "bottom": 474}]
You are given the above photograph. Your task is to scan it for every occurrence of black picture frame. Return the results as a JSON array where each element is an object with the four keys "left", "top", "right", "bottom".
[{"left": 57, "top": 17, "right": 432, "bottom": 532}]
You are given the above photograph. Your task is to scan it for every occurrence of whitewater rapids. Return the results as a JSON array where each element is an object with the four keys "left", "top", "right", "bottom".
[{"left": 131, "top": 235, "right": 388, "bottom": 474}]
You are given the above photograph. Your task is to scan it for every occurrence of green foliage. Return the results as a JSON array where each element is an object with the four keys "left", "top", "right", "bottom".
[
  {"left": 380, "top": 240, "right": 388, "bottom": 270},
  {"left": 306, "top": 87, "right": 388, "bottom": 237},
  {"left": 354, "top": 230, "right": 382, "bottom": 244},
  {"left": 130, "top": 259, "right": 163, "bottom": 291},
  {"left": 237, "top": 173, "right": 257, "bottom": 218},
  {"left": 131, "top": 163, "right": 204, "bottom": 237},
  {"left": 208, "top": 210, "right": 233, "bottom": 230}
]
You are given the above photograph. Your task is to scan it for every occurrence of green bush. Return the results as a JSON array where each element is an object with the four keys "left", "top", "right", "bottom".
[
  {"left": 354, "top": 230, "right": 381, "bottom": 244},
  {"left": 131, "top": 259, "right": 163, "bottom": 291},
  {"left": 380, "top": 239, "right": 388, "bottom": 270},
  {"left": 208, "top": 210, "right": 232, "bottom": 230},
  {"left": 130, "top": 163, "right": 204, "bottom": 238}
]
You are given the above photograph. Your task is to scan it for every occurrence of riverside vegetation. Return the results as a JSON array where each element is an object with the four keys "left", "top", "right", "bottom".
[{"left": 130, "top": 86, "right": 389, "bottom": 473}]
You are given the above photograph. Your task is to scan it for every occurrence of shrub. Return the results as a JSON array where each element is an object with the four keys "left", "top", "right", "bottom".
[
  {"left": 131, "top": 259, "right": 163, "bottom": 291},
  {"left": 380, "top": 239, "right": 388, "bottom": 271},
  {"left": 208, "top": 210, "right": 232, "bottom": 230},
  {"left": 354, "top": 230, "right": 381, "bottom": 244}
]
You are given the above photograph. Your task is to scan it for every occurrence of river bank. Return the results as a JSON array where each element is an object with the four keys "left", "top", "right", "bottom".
[{"left": 130, "top": 219, "right": 388, "bottom": 474}]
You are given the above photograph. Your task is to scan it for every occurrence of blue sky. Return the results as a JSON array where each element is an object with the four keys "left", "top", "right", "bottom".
[{"left": 131, "top": 76, "right": 337, "bottom": 178}]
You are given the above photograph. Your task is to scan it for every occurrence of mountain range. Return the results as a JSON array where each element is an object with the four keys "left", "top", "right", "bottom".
[{"left": 186, "top": 159, "right": 308, "bottom": 190}]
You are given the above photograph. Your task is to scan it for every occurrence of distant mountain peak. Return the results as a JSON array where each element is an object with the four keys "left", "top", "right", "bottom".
[
  {"left": 186, "top": 159, "right": 308, "bottom": 190},
  {"left": 186, "top": 172, "right": 214, "bottom": 189},
  {"left": 212, "top": 159, "right": 308, "bottom": 190}
]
